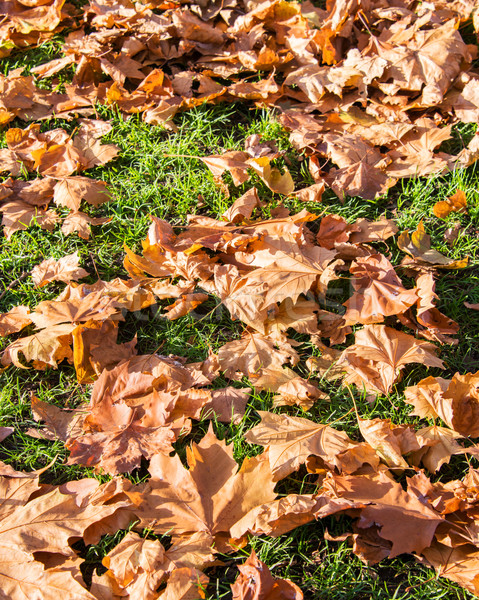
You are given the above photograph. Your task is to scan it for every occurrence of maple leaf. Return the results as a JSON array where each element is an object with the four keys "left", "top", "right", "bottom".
[
  {"left": 0, "top": 305, "right": 31, "bottom": 336},
  {"left": 231, "top": 550, "right": 303, "bottom": 599},
  {"left": 323, "top": 471, "right": 444, "bottom": 558},
  {"left": 91, "top": 531, "right": 214, "bottom": 600},
  {"left": 61, "top": 211, "right": 111, "bottom": 240},
  {"left": 245, "top": 411, "right": 374, "bottom": 481},
  {"left": 163, "top": 293, "right": 209, "bottom": 320},
  {"left": 53, "top": 177, "right": 110, "bottom": 211},
  {"left": 72, "top": 319, "right": 137, "bottom": 383},
  {"left": 0, "top": 464, "right": 43, "bottom": 517},
  {"left": 217, "top": 330, "right": 297, "bottom": 379},
  {"left": 413, "top": 272, "right": 459, "bottom": 343},
  {"left": 307, "top": 343, "right": 345, "bottom": 382},
  {"left": 1, "top": 323, "right": 75, "bottom": 369},
  {"left": 72, "top": 119, "right": 119, "bottom": 169},
  {"left": 132, "top": 426, "right": 276, "bottom": 539},
  {"left": 29, "top": 292, "right": 120, "bottom": 329},
  {"left": 66, "top": 401, "right": 176, "bottom": 475},
  {"left": 201, "top": 141, "right": 294, "bottom": 195},
  {"left": 272, "top": 377, "right": 327, "bottom": 410},
  {"left": 264, "top": 297, "right": 320, "bottom": 336},
  {"left": 230, "top": 491, "right": 364, "bottom": 540},
  {"left": 404, "top": 371, "right": 479, "bottom": 437},
  {"left": 343, "top": 254, "right": 418, "bottom": 325},
  {"left": 222, "top": 187, "right": 261, "bottom": 223},
  {"left": 411, "top": 425, "right": 478, "bottom": 473},
  {"left": 157, "top": 567, "right": 209, "bottom": 600},
  {"left": 0, "top": 547, "right": 96, "bottom": 600},
  {"left": 28, "top": 396, "right": 85, "bottom": 443},
  {"left": 374, "top": 19, "right": 469, "bottom": 106},
  {"left": 170, "top": 387, "right": 250, "bottom": 425},
  {"left": 237, "top": 236, "right": 340, "bottom": 309},
  {"left": 433, "top": 190, "right": 467, "bottom": 219},
  {"left": 0, "top": 478, "right": 132, "bottom": 555},
  {"left": 398, "top": 221, "right": 468, "bottom": 270},
  {"left": 31, "top": 252, "right": 89, "bottom": 287},
  {"left": 316, "top": 214, "right": 361, "bottom": 250},
  {"left": 212, "top": 264, "right": 270, "bottom": 333},
  {"left": 356, "top": 416, "right": 420, "bottom": 470},
  {"left": 1, "top": 201, "right": 60, "bottom": 239},
  {"left": 339, "top": 324, "right": 444, "bottom": 395},
  {"left": 418, "top": 542, "right": 479, "bottom": 596}
]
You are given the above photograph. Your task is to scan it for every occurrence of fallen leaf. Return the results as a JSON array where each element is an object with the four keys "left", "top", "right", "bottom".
[
  {"left": 132, "top": 426, "right": 276, "bottom": 539},
  {"left": 53, "top": 177, "right": 110, "bottom": 211},
  {"left": 217, "top": 330, "right": 297, "bottom": 380},
  {"left": 404, "top": 371, "right": 479, "bottom": 437},
  {"left": 343, "top": 254, "right": 418, "bottom": 325},
  {"left": 398, "top": 221, "right": 468, "bottom": 270},
  {"left": 245, "top": 411, "right": 371, "bottom": 481},
  {"left": 419, "top": 542, "right": 479, "bottom": 596},
  {"left": 339, "top": 325, "right": 444, "bottom": 395},
  {"left": 0, "top": 306, "right": 32, "bottom": 336},
  {"left": 433, "top": 190, "right": 467, "bottom": 219},
  {"left": 231, "top": 550, "right": 303, "bottom": 599},
  {"left": 323, "top": 471, "right": 444, "bottom": 558},
  {"left": 31, "top": 251, "right": 89, "bottom": 287}
]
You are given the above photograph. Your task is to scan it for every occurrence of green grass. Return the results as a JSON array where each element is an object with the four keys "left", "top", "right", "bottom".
[{"left": 1, "top": 41, "right": 479, "bottom": 600}]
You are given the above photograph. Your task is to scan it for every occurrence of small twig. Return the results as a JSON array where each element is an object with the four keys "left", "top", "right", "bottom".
[
  {"left": 0, "top": 272, "right": 28, "bottom": 302},
  {"left": 405, "top": 575, "right": 438, "bottom": 592},
  {"left": 89, "top": 252, "right": 101, "bottom": 281}
]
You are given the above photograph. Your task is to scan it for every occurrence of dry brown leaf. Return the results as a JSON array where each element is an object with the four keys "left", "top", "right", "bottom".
[
  {"left": 356, "top": 416, "right": 420, "bottom": 470},
  {"left": 398, "top": 221, "right": 468, "bottom": 270},
  {"left": 404, "top": 371, "right": 479, "bottom": 437},
  {"left": 72, "top": 319, "right": 137, "bottom": 383},
  {"left": 418, "top": 542, "right": 479, "bottom": 596},
  {"left": 339, "top": 324, "right": 444, "bottom": 395},
  {"left": 31, "top": 251, "right": 89, "bottom": 287},
  {"left": 1, "top": 323, "right": 75, "bottom": 369},
  {"left": 132, "top": 426, "right": 276, "bottom": 538},
  {"left": 217, "top": 330, "right": 297, "bottom": 380},
  {"left": 465, "top": 302, "right": 479, "bottom": 311},
  {"left": 264, "top": 297, "right": 320, "bottom": 337},
  {"left": 53, "top": 177, "right": 110, "bottom": 211},
  {"left": 231, "top": 550, "right": 303, "bottom": 599},
  {"left": 343, "top": 254, "right": 418, "bottom": 325},
  {"left": 414, "top": 272, "right": 459, "bottom": 342},
  {"left": 410, "top": 425, "right": 472, "bottom": 473},
  {"left": 272, "top": 376, "right": 327, "bottom": 410},
  {"left": 0, "top": 305, "right": 32, "bottom": 336},
  {"left": 158, "top": 567, "right": 209, "bottom": 600},
  {"left": 29, "top": 292, "right": 120, "bottom": 329},
  {"left": 222, "top": 187, "right": 261, "bottom": 223},
  {"left": 92, "top": 532, "right": 173, "bottom": 599},
  {"left": 61, "top": 211, "right": 111, "bottom": 239},
  {"left": 163, "top": 293, "right": 208, "bottom": 320},
  {"left": 323, "top": 471, "right": 444, "bottom": 558},
  {"left": 0, "top": 547, "right": 96, "bottom": 600},
  {"left": 66, "top": 408, "right": 176, "bottom": 476},
  {"left": 1, "top": 201, "right": 60, "bottom": 239},
  {"left": 433, "top": 190, "right": 467, "bottom": 219},
  {"left": 245, "top": 411, "right": 372, "bottom": 481},
  {"left": 0, "top": 478, "right": 132, "bottom": 555}
]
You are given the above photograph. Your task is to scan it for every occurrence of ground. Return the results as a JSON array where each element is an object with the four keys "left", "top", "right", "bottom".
[{"left": 1, "top": 37, "right": 479, "bottom": 599}]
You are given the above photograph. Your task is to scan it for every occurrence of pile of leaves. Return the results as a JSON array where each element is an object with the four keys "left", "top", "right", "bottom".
[
  {"left": 2, "top": 0, "right": 479, "bottom": 204},
  {"left": 1, "top": 0, "right": 479, "bottom": 598}
]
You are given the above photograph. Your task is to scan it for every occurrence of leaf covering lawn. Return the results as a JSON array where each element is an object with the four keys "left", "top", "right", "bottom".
[{"left": 1, "top": 0, "right": 479, "bottom": 598}]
